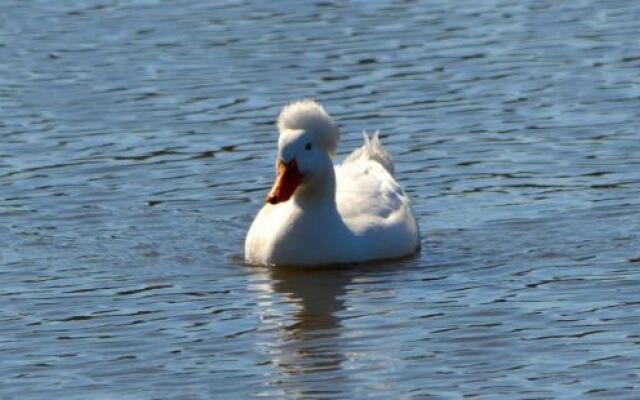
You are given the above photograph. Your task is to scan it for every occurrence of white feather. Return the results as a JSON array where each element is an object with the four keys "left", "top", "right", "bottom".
[
  {"left": 277, "top": 99, "right": 339, "bottom": 155},
  {"left": 343, "top": 130, "right": 394, "bottom": 175}
]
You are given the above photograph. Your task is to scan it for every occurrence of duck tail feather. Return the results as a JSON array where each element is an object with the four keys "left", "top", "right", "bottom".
[
  {"left": 344, "top": 130, "right": 395, "bottom": 175},
  {"left": 364, "top": 130, "right": 395, "bottom": 175}
]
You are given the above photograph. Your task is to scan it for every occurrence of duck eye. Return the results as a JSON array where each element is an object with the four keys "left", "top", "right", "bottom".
[{"left": 305, "top": 143, "right": 312, "bottom": 151}]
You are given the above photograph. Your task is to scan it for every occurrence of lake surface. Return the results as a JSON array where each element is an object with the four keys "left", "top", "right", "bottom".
[{"left": 2, "top": 0, "right": 640, "bottom": 398}]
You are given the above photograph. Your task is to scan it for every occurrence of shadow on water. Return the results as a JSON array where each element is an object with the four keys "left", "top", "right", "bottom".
[
  {"left": 258, "top": 265, "right": 353, "bottom": 383},
  {"left": 271, "top": 267, "right": 350, "bottom": 339},
  {"left": 248, "top": 259, "right": 424, "bottom": 396}
]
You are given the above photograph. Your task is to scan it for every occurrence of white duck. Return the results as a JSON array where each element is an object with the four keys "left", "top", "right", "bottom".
[{"left": 245, "top": 100, "right": 420, "bottom": 266}]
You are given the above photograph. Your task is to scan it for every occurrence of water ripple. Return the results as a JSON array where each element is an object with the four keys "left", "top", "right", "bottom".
[{"left": 2, "top": 0, "right": 640, "bottom": 398}]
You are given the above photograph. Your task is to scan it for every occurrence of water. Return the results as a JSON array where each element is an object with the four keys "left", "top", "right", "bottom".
[{"left": 2, "top": 0, "right": 640, "bottom": 398}]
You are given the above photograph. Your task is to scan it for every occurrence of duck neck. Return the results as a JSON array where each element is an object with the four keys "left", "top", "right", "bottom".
[{"left": 292, "top": 161, "right": 337, "bottom": 209}]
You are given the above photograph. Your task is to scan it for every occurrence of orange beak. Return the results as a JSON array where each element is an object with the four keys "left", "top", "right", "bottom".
[{"left": 266, "top": 159, "right": 303, "bottom": 204}]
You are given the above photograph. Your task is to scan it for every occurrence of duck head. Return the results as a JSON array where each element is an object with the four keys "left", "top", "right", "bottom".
[{"left": 266, "top": 100, "right": 339, "bottom": 205}]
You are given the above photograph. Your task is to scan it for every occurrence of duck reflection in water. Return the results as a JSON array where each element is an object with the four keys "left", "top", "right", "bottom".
[{"left": 255, "top": 266, "right": 353, "bottom": 389}]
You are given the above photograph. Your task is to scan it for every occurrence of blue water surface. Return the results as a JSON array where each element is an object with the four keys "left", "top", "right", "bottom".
[{"left": 1, "top": 1, "right": 640, "bottom": 398}]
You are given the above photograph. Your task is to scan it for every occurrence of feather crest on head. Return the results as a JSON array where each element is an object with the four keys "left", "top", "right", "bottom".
[{"left": 277, "top": 99, "right": 339, "bottom": 155}]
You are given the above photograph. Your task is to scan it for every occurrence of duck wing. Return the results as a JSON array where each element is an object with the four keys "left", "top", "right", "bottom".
[{"left": 335, "top": 132, "right": 411, "bottom": 231}]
